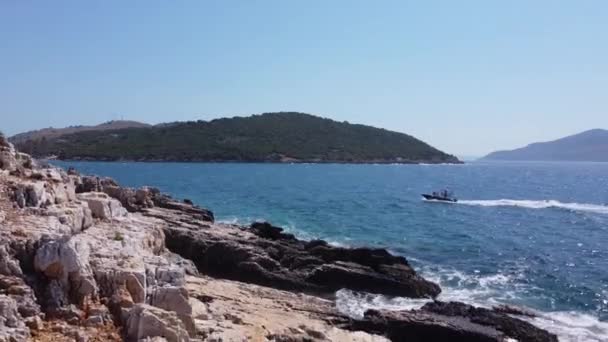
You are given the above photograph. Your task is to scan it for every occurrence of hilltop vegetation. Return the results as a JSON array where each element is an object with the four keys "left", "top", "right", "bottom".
[
  {"left": 10, "top": 120, "right": 150, "bottom": 144},
  {"left": 13, "top": 112, "right": 460, "bottom": 163}
]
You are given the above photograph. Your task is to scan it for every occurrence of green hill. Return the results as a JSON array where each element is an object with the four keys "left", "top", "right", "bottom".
[{"left": 13, "top": 112, "right": 460, "bottom": 164}]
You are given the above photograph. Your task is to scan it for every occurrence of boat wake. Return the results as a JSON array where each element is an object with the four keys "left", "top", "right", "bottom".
[{"left": 458, "top": 199, "right": 608, "bottom": 215}]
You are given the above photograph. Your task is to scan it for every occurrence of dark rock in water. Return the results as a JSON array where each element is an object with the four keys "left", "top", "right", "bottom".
[
  {"left": 161, "top": 219, "right": 440, "bottom": 299},
  {"left": 422, "top": 301, "right": 557, "bottom": 342},
  {"left": 153, "top": 197, "right": 214, "bottom": 222},
  {"left": 492, "top": 304, "right": 537, "bottom": 318},
  {"left": 351, "top": 309, "right": 504, "bottom": 342},
  {"left": 306, "top": 261, "right": 439, "bottom": 298},
  {"left": 250, "top": 221, "right": 296, "bottom": 241},
  {"left": 349, "top": 302, "right": 557, "bottom": 342},
  {"left": 183, "top": 199, "right": 193, "bottom": 205}
]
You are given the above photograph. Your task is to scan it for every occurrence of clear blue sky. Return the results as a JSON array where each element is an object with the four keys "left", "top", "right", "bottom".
[{"left": 1, "top": 1, "right": 606, "bottom": 156}]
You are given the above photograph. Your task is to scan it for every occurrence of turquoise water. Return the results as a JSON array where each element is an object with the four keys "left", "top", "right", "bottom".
[{"left": 54, "top": 161, "right": 608, "bottom": 340}]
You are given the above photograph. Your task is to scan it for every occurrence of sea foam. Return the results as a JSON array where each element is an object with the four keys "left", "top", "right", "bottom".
[
  {"left": 458, "top": 199, "right": 608, "bottom": 215},
  {"left": 335, "top": 264, "right": 608, "bottom": 342},
  {"left": 335, "top": 287, "right": 608, "bottom": 342}
]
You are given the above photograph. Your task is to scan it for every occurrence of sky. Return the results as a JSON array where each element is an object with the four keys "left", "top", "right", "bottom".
[{"left": 1, "top": 1, "right": 606, "bottom": 157}]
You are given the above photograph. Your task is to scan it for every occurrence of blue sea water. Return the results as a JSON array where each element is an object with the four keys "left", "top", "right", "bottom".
[{"left": 54, "top": 161, "right": 608, "bottom": 341}]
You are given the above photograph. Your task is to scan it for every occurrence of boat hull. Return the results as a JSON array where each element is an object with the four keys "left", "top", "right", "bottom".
[{"left": 421, "top": 194, "right": 458, "bottom": 202}]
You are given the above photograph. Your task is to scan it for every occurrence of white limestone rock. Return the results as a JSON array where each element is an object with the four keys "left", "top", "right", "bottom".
[
  {"left": 34, "top": 238, "right": 98, "bottom": 305},
  {"left": 0, "top": 295, "right": 30, "bottom": 342},
  {"left": 77, "top": 192, "right": 127, "bottom": 220},
  {"left": 125, "top": 304, "right": 190, "bottom": 342}
]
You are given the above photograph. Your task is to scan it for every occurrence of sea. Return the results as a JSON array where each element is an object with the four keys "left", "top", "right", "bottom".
[{"left": 53, "top": 160, "right": 608, "bottom": 341}]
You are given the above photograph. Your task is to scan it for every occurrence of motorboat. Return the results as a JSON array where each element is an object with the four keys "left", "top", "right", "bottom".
[{"left": 422, "top": 190, "right": 458, "bottom": 202}]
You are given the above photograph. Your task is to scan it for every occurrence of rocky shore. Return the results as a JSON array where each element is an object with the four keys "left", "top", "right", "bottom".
[{"left": 0, "top": 137, "right": 557, "bottom": 341}]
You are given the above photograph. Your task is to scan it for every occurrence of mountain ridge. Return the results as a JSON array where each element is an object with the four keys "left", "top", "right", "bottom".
[
  {"left": 483, "top": 129, "right": 608, "bottom": 162},
  {"left": 11, "top": 112, "right": 461, "bottom": 164},
  {"left": 9, "top": 120, "right": 150, "bottom": 144}
]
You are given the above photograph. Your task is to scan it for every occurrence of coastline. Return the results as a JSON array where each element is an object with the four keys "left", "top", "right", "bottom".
[
  {"left": 45, "top": 157, "right": 465, "bottom": 165},
  {"left": 0, "top": 143, "right": 557, "bottom": 341}
]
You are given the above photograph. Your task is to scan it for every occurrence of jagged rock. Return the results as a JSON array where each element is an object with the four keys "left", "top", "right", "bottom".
[
  {"left": 24, "top": 315, "right": 42, "bottom": 331},
  {"left": 251, "top": 221, "right": 296, "bottom": 240},
  {"left": 0, "top": 295, "right": 30, "bottom": 341},
  {"left": 152, "top": 199, "right": 214, "bottom": 222},
  {"left": 163, "top": 221, "right": 440, "bottom": 298},
  {"left": 0, "top": 245, "right": 22, "bottom": 277},
  {"left": 34, "top": 237, "right": 97, "bottom": 308},
  {"left": 11, "top": 181, "right": 49, "bottom": 208},
  {"left": 149, "top": 286, "right": 194, "bottom": 335},
  {"left": 492, "top": 304, "right": 537, "bottom": 318},
  {"left": 125, "top": 304, "right": 190, "bottom": 342},
  {"left": 76, "top": 192, "right": 127, "bottom": 219},
  {"left": 348, "top": 302, "right": 558, "bottom": 342},
  {"left": 75, "top": 176, "right": 118, "bottom": 193},
  {"left": 46, "top": 202, "right": 93, "bottom": 233},
  {"left": 421, "top": 301, "right": 557, "bottom": 342}
]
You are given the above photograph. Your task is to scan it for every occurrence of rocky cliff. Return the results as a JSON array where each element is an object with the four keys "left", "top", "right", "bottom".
[{"left": 0, "top": 138, "right": 556, "bottom": 342}]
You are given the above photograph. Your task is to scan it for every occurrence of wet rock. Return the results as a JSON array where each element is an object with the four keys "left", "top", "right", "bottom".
[
  {"left": 349, "top": 301, "right": 558, "bottom": 342},
  {"left": 251, "top": 222, "right": 296, "bottom": 241},
  {"left": 306, "top": 261, "right": 440, "bottom": 297},
  {"left": 492, "top": 304, "right": 537, "bottom": 318},
  {"left": 421, "top": 301, "right": 557, "bottom": 342}
]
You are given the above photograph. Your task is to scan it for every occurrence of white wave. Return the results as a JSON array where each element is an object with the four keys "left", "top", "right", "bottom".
[
  {"left": 335, "top": 288, "right": 608, "bottom": 341},
  {"left": 458, "top": 199, "right": 608, "bottom": 215},
  {"left": 335, "top": 289, "right": 431, "bottom": 319},
  {"left": 526, "top": 311, "right": 608, "bottom": 342},
  {"left": 335, "top": 264, "right": 608, "bottom": 341}
]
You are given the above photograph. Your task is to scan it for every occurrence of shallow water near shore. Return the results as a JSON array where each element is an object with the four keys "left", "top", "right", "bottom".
[{"left": 54, "top": 160, "right": 608, "bottom": 341}]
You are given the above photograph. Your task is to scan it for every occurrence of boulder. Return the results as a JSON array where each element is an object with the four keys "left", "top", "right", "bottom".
[
  {"left": 11, "top": 181, "right": 49, "bottom": 208},
  {"left": 76, "top": 192, "right": 127, "bottom": 220},
  {"left": 46, "top": 202, "right": 94, "bottom": 233},
  {"left": 34, "top": 238, "right": 98, "bottom": 308},
  {"left": 125, "top": 304, "right": 191, "bottom": 342},
  {"left": 149, "top": 286, "right": 195, "bottom": 335}
]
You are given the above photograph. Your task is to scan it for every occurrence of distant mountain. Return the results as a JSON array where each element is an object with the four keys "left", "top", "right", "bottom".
[
  {"left": 9, "top": 120, "right": 150, "bottom": 144},
  {"left": 483, "top": 129, "right": 608, "bottom": 162},
  {"left": 12, "top": 112, "right": 461, "bottom": 164}
]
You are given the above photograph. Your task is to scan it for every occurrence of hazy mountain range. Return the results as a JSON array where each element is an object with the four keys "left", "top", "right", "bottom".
[{"left": 483, "top": 129, "right": 608, "bottom": 162}]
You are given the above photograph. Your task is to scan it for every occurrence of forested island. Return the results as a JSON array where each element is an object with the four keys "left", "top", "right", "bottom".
[{"left": 12, "top": 112, "right": 460, "bottom": 164}]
